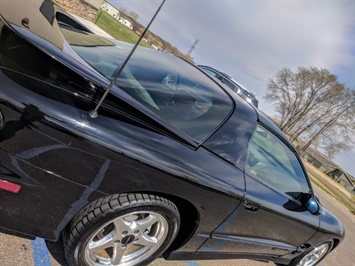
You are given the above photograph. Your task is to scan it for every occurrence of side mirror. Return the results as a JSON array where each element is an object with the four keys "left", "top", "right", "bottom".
[{"left": 305, "top": 197, "right": 320, "bottom": 214}]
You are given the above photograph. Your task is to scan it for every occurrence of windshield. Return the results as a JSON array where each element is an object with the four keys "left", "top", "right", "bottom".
[{"left": 61, "top": 27, "right": 233, "bottom": 142}]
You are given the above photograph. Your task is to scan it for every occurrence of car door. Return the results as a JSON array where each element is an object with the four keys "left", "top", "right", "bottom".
[{"left": 199, "top": 124, "right": 319, "bottom": 257}]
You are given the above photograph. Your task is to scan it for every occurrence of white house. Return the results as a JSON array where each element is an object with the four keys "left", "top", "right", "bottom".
[
  {"left": 100, "top": 1, "right": 120, "bottom": 19},
  {"left": 83, "top": 0, "right": 103, "bottom": 9},
  {"left": 118, "top": 18, "right": 133, "bottom": 30}
]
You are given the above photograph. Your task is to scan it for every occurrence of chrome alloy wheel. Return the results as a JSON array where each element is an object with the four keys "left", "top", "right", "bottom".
[
  {"left": 84, "top": 211, "right": 168, "bottom": 266},
  {"left": 297, "top": 243, "right": 331, "bottom": 266}
]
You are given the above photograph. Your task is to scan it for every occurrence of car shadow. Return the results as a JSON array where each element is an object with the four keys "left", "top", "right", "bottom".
[{"left": 45, "top": 236, "right": 69, "bottom": 266}]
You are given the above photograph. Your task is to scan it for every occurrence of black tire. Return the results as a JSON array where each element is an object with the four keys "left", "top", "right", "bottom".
[
  {"left": 287, "top": 241, "right": 333, "bottom": 266},
  {"left": 63, "top": 193, "right": 180, "bottom": 266}
]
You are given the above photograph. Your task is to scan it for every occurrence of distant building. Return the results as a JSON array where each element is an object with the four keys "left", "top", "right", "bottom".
[
  {"left": 303, "top": 148, "right": 337, "bottom": 173},
  {"left": 301, "top": 146, "right": 355, "bottom": 194},
  {"left": 100, "top": 0, "right": 120, "bottom": 19},
  {"left": 327, "top": 169, "right": 355, "bottom": 193},
  {"left": 82, "top": 0, "right": 103, "bottom": 9},
  {"left": 118, "top": 18, "right": 133, "bottom": 30}
]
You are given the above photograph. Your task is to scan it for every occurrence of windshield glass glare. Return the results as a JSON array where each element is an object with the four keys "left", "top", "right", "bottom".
[{"left": 61, "top": 27, "right": 233, "bottom": 142}]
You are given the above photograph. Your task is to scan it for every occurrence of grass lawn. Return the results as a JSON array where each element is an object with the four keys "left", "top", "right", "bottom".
[
  {"left": 309, "top": 174, "right": 355, "bottom": 215},
  {"left": 93, "top": 11, "right": 151, "bottom": 49}
]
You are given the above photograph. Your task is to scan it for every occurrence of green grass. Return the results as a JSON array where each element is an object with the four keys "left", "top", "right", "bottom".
[
  {"left": 93, "top": 11, "right": 151, "bottom": 48},
  {"left": 309, "top": 174, "right": 355, "bottom": 215}
]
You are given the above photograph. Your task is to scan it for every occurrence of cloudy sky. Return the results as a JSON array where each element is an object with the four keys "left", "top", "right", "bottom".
[{"left": 109, "top": 0, "right": 354, "bottom": 176}]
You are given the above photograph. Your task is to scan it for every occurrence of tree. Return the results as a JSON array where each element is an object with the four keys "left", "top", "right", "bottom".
[
  {"left": 119, "top": 8, "right": 139, "bottom": 21},
  {"left": 265, "top": 67, "right": 355, "bottom": 157},
  {"left": 127, "top": 11, "right": 139, "bottom": 21}
]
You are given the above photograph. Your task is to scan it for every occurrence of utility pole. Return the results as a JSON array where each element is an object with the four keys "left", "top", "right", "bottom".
[{"left": 186, "top": 39, "right": 199, "bottom": 56}]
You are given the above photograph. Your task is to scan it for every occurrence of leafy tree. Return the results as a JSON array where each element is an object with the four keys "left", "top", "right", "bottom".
[{"left": 265, "top": 67, "right": 355, "bottom": 158}]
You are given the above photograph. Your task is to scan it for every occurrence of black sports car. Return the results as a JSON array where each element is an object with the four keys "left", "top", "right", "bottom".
[{"left": 0, "top": 1, "right": 344, "bottom": 266}]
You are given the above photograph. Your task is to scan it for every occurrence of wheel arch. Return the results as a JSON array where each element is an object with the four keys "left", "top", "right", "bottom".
[
  {"left": 61, "top": 191, "right": 200, "bottom": 253},
  {"left": 331, "top": 238, "right": 340, "bottom": 251},
  {"left": 127, "top": 191, "right": 200, "bottom": 252},
  {"left": 161, "top": 193, "right": 200, "bottom": 252}
]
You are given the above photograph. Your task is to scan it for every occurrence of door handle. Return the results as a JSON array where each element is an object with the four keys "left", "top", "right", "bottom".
[{"left": 244, "top": 200, "right": 260, "bottom": 212}]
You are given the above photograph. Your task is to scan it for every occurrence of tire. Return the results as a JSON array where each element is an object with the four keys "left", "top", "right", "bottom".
[
  {"left": 63, "top": 193, "right": 180, "bottom": 266},
  {"left": 288, "top": 241, "right": 333, "bottom": 266}
]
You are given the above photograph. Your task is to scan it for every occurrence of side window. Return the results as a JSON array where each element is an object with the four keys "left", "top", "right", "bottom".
[
  {"left": 220, "top": 77, "right": 237, "bottom": 91},
  {"left": 203, "top": 69, "right": 220, "bottom": 78},
  {"left": 245, "top": 125, "right": 310, "bottom": 201}
]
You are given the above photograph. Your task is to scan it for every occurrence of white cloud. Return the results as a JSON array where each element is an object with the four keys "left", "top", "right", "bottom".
[
  {"left": 109, "top": 0, "right": 354, "bottom": 102},
  {"left": 108, "top": 0, "right": 354, "bottom": 175}
]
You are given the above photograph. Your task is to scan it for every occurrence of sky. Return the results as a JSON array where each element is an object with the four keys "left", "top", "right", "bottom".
[{"left": 108, "top": 0, "right": 355, "bottom": 176}]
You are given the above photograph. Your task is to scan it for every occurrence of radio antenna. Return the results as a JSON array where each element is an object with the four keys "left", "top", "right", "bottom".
[{"left": 89, "top": 0, "right": 166, "bottom": 118}]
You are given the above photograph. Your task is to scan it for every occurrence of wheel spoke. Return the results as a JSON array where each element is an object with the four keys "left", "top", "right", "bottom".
[
  {"left": 88, "top": 233, "right": 115, "bottom": 254},
  {"left": 111, "top": 245, "right": 127, "bottom": 265},
  {"left": 135, "top": 235, "right": 158, "bottom": 248},
  {"left": 113, "top": 217, "right": 132, "bottom": 235},
  {"left": 135, "top": 214, "right": 160, "bottom": 232}
]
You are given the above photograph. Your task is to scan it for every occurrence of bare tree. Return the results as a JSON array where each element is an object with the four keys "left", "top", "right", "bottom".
[
  {"left": 265, "top": 67, "right": 355, "bottom": 156},
  {"left": 127, "top": 11, "right": 139, "bottom": 21},
  {"left": 119, "top": 7, "right": 128, "bottom": 14},
  {"left": 119, "top": 8, "right": 139, "bottom": 21}
]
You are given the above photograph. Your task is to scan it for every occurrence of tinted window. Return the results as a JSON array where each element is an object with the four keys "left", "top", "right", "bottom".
[
  {"left": 201, "top": 66, "right": 237, "bottom": 91},
  {"left": 202, "top": 68, "right": 220, "bottom": 78},
  {"left": 63, "top": 28, "right": 233, "bottom": 142},
  {"left": 220, "top": 77, "right": 237, "bottom": 91},
  {"left": 246, "top": 125, "right": 309, "bottom": 201}
]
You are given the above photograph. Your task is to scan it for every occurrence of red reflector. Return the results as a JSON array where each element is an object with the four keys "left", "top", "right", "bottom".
[{"left": 0, "top": 180, "right": 21, "bottom": 193}]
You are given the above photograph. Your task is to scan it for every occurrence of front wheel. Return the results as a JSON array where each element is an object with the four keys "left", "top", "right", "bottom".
[
  {"left": 64, "top": 193, "right": 180, "bottom": 266},
  {"left": 289, "top": 241, "right": 333, "bottom": 266}
]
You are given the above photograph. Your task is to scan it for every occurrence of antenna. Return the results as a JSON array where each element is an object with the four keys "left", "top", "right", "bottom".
[
  {"left": 186, "top": 39, "right": 199, "bottom": 56},
  {"left": 89, "top": 0, "right": 167, "bottom": 118}
]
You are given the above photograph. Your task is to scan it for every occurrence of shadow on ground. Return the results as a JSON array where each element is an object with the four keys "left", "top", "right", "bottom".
[{"left": 46, "top": 237, "right": 69, "bottom": 266}]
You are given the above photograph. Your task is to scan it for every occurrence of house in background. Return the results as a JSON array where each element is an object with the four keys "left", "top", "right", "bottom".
[
  {"left": 99, "top": 1, "right": 135, "bottom": 31},
  {"left": 82, "top": 0, "right": 103, "bottom": 9},
  {"left": 100, "top": 0, "right": 120, "bottom": 19},
  {"left": 327, "top": 169, "right": 355, "bottom": 193},
  {"left": 302, "top": 147, "right": 355, "bottom": 194},
  {"left": 302, "top": 148, "right": 338, "bottom": 173},
  {"left": 118, "top": 18, "right": 133, "bottom": 30}
]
